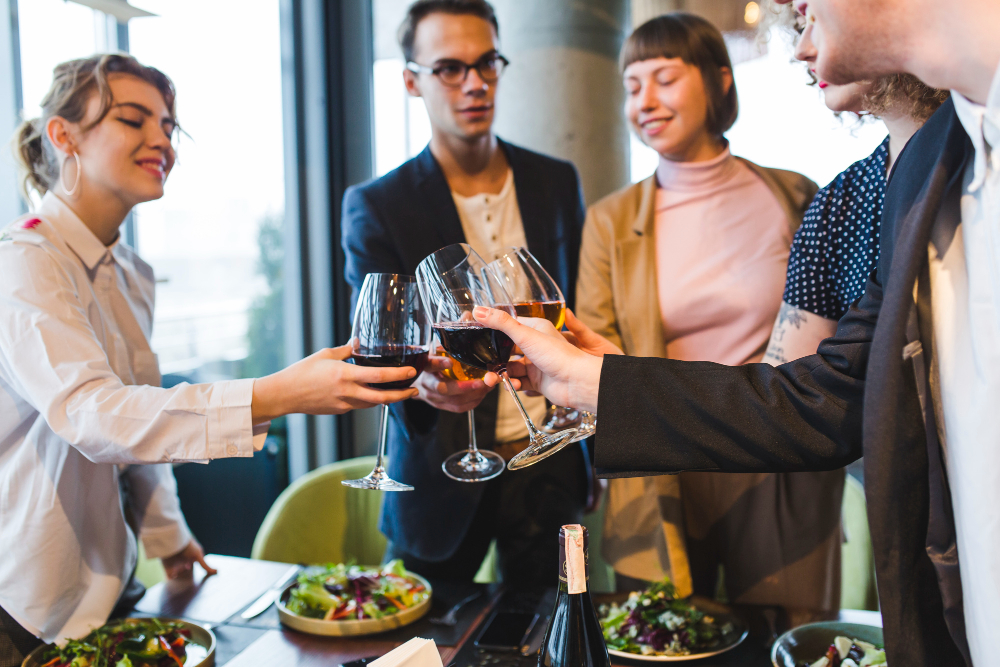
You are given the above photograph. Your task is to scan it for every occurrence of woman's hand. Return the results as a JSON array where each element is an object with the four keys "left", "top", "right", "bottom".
[
  {"left": 251, "top": 343, "right": 419, "bottom": 423},
  {"left": 162, "top": 539, "right": 217, "bottom": 580},
  {"left": 473, "top": 307, "right": 603, "bottom": 413},
  {"left": 414, "top": 355, "right": 492, "bottom": 413},
  {"left": 562, "top": 310, "right": 624, "bottom": 358}
]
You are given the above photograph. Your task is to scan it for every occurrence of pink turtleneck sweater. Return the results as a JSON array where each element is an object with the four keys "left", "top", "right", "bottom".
[{"left": 654, "top": 148, "right": 791, "bottom": 365}]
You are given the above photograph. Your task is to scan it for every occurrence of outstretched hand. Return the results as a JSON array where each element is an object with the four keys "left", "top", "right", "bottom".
[
  {"left": 251, "top": 343, "right": 419, "bottom": 423},
  {"left": 472, "top": 306, "right": 604, "bottom": 413}
]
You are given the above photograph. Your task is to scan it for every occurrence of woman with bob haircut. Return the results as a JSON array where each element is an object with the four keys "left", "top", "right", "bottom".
[
  {"left": 0, "top": 54, "right": 419, "bottom": 663},
  {"left": 576, "top": 12, "right": 842, "bottom": 624}
]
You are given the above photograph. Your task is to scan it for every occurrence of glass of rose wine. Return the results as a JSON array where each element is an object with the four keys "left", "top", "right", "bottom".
[
  {"left": 489, "top": 248, "right": 597, "bottom": 469},
  {"left": 416, "top": 244, "right": 574, "bottom": 475},
  {"left": 342, "top": 273, "right": 430, "bottom": 491}
]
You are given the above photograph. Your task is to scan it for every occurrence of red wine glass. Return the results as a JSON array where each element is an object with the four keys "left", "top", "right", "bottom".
[
  {"left": 342, "top": 273, "right": 430, "bottom": 491},
  {"left": 417, "top": 244, "right": 573, "bottom": 478}
]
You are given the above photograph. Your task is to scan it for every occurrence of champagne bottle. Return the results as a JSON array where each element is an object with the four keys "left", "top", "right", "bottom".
[{"left": 538, "top": 524, "right": 611, "bottom": 667}]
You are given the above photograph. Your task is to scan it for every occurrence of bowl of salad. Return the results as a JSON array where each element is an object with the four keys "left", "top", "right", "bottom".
[
  {"left": 23, "top": 617, "right": 214, "bottom": 667},
  {"left": 598, "top": 579, "right": 747, "bottom": 661},
  {"left": 276, "top": 560, "right": 432, "bottom": 637},
  {"left": 770, "top": 623, "right": 886, "bottom": 667}
]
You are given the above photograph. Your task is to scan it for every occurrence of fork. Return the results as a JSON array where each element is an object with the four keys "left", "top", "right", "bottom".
[{"left": 429, "top": 591, "right": 482, "bottom": 626}]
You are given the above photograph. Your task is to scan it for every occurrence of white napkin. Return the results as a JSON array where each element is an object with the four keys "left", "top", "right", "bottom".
[{"left": 368, "top": 637, "right": 443, "bottom": 667}]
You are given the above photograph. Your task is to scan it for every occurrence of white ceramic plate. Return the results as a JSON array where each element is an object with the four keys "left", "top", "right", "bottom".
[
  {"left": 23, "top": 618, "right": 215, "bottom": 667},
  {"left": 277, "top": 570, "right": 432, "bottom": 637},
  {"left": 603, "top": 602, "right": 748, "bottom": 663}
]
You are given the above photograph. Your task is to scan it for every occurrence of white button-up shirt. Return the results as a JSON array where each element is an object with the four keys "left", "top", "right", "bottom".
[
  {"left": 450, "top": 170, "right": 548, "bottom": 443},
  {"left": 0, "top": 194, "right": 265, "bottom": 643},
  {"left": 929, "top": 65, "right": 1000, "bottom": 666}
]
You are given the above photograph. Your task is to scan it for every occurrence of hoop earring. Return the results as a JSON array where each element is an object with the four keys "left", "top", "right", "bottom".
[{"left": 61, "top": 151, "right": 81, "bottom": 196}]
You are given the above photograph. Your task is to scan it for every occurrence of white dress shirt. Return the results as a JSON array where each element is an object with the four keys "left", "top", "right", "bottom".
[
  {"left": 929, "top": 65, "right": 1000, "bottom": 666},
  {"left": 0, "top": 194, "right": 266, "bottom": 642},
  {"left": 450, "top": 170, "right": 547, "bottom": 443}
]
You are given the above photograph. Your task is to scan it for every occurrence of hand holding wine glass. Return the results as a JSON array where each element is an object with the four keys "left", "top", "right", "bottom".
[
  {"left": 250, "top": 343, "right": 419, "bottom": 422},
  {"left": 412, "top": 354, "right": 492, "bottom": 413},
  {"left": 342, "top": 273, "right": 430, "bottom": 492},
  {"left": 472, "top": 305, "right": 603, "bottom": 414}
]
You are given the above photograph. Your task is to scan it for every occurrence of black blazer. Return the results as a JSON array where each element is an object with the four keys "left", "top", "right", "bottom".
[
  {"left": 593, "top": 99, "right": 972, "bottom": 666},
  {"left": 341, "top": 139, "right": 588, "bottom": 561}
]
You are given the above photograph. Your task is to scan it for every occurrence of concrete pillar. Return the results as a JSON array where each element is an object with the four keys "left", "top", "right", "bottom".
[{"left": 491, "top": 0, "right": 630, "bottom": 205}]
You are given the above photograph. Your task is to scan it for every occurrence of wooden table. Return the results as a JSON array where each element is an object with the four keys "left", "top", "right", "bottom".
[
  {"left": 133, "top": 555, "right": 497, "bottom": 666},
  {"left": 133, "top": 555, "right": 882, "bottom": 666}
]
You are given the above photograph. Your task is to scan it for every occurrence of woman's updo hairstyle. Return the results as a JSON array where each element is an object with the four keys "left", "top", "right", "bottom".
[
  {"left": 13, "top": 53, "right": 177, "bottom": 202},
  {"left": 620, "top": 13, "right": 739, "bottom": 139}
]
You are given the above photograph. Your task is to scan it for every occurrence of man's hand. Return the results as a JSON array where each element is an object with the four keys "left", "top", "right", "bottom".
[
  {"left": 162, "top": 539, "right": 217, "bottom": 580},
  {"left": 473, "top": 307, "right": 603, "bottom": 413},
  {"left": 414, "top": 355, "right": 492, "bottom": 413}
]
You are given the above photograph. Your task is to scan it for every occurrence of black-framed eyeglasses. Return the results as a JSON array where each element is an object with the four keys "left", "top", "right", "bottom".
[{"left": 406, "top": 53, "right": 509, "bottom": 86}]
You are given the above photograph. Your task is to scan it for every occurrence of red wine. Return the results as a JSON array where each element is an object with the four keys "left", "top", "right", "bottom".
[
  {"left": 432, "top": 322, "right": 514, "bottom": 372},
  {"left": 539, "top": 525, "right": 610, "bottom": 667},
  {"left": 352, "top": 346, "right": 429, "bottom": 389}
]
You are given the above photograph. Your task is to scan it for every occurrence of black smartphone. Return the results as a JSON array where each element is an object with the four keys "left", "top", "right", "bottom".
[
  {"left": 340, "top": 657, "right": 380, "bottom": 667},
  {"left": 474, "top": 611, "right": 539, "bottom": 652}
]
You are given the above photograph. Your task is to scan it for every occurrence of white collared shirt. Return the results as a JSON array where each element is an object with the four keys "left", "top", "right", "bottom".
[
  {"left": 0, "top": 194, "right": 266, "bottom": 643},
  {"left": 929, "top": 65, "right": 1000, "bottom": 666},
  {"left": 450, "top": 170, "right": 548, "bottom": 443}
]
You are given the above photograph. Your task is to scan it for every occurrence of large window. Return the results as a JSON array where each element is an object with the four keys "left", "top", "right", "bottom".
[
  {"left": 15, "top": 0, "right": 286, "bottom": 386},
  {"left": 128, "top": 0, "right": 286, "bottom": 384}
]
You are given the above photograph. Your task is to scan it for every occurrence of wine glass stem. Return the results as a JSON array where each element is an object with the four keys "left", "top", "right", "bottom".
[
  {"left": 499, "top": 371, "right": 543, "bottom": 440},
  {"left": 467, "top": 409, "right": 479, "bottom": 453},
  {"left": 374, "top": 403, "right": 390, "bottom": 473}
]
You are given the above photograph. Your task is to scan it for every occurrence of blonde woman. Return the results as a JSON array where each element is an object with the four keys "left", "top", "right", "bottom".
[
  {"left": 0, "top": 54, "right": 418, "bottom": 662},
  {"left": 576, "top": 14, "right": 840, "bottom": 626}
]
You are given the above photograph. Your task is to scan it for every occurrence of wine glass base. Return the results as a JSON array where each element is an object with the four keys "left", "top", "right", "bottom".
[
  {"left": 565, "top": 418, "right": 597, "bottom": 444},
  {"left": 506, "top": 429, "right": 576, "bottom": 471},
  {"left": 540, "top": 405, "right": 581, "bottom": 433},
  {"left": 341, "top": 470, "right": 414, "bottom": 491},
  {"left": 442, "top": 449, "right": 505, "bottom": 482}
]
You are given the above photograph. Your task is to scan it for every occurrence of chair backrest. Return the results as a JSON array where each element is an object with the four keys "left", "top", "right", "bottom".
[
  {"left": 840, "top": 474, "right": 878, "bottom": 611},
  {"left": 251, "top": 456, "right": 387, "bottom": 566}
]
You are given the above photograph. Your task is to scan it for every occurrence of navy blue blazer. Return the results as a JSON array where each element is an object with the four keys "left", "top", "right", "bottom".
[{"left": 341, "top": 139, "right": 588, "bottom": 561}]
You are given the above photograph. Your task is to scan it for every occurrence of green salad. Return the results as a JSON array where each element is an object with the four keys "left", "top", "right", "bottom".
[
  {"left": 39, "top": 618, "right": 206, "bottom": 667},
  {"left": 284, "top": 560, "right": 430, "bottom": 621},
  {"left": 598, "top": 579, "right": 731, "bottom": 657}
]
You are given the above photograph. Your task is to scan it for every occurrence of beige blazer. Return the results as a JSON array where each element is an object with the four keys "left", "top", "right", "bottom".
[{"left": 578, "top": 160, "right": 843, "bottom": 614}]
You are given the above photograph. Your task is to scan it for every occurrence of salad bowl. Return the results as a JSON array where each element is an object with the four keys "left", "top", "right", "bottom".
[
  {"left": 22, "top": 617, "right": 215, "bottom": 667},
  {"left": 276, "top": 562, "right": 432, "bottom": 637}
]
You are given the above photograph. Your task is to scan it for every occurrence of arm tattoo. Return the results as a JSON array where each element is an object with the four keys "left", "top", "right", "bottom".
[{"left": 763, "top": 303, "right": 809, "bottom": 365}]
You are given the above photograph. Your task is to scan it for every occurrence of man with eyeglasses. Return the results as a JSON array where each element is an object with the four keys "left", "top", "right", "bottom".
[{"left": 341, "top": 0, "right": 592, "bottom": 587}]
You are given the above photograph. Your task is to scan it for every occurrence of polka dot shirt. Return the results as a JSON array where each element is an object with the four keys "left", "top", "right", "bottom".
[{"left": 783, "top": 137, "right": 889, "bottom": 320}]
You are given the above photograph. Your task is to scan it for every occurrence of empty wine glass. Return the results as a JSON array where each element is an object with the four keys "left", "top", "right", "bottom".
[
  {"left": 342, "top": 273, "right": 430, "bottom": 491},
  {"left": 416, "top": 244, "right": 574, "bottom": 474},
  {"left": 489, "top": 248, "right": 595, "bottom": 468}
]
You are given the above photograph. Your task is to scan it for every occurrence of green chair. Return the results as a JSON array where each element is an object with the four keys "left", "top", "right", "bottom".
[
  {"left": 251, "top": 456, "right": 387, "bottom": 566},
  {"left": 840, "top": 474, "right": 879, "bottom": 611}
]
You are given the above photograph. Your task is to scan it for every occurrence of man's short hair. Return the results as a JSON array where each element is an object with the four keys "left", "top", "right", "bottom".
[{"left": 398, "top": 0, "right": 499, "bottom": 63}]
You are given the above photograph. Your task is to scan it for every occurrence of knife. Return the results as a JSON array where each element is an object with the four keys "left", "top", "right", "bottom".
[{"left": 240, "top": 564, "right": 300, "bottom": 619}]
